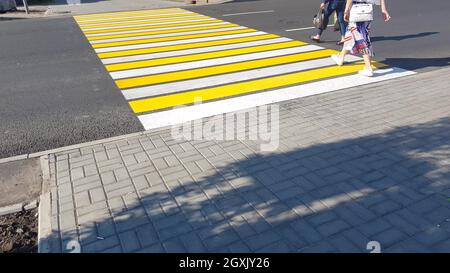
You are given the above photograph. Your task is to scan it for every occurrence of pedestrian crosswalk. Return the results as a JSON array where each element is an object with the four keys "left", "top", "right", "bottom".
[{"left": 74, "top": 8, "right": 415, "bottom": 130}]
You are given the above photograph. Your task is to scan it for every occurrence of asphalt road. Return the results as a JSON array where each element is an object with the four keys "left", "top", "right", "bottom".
[
  {"left": 187, "top": 0, "right": 450, "bottom": 71},
  {"left": 1, "top": 0, "right": 449, "bottom": 158},
  {"left": 0, "top": 17, "right": 143, "bottom": 158}
]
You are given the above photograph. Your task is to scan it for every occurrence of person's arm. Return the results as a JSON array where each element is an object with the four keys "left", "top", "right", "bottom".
[
  {"left": 343, "top": 0, "right": 353, "bottom": 22},
  {"left": 380, "top": 0, "right": 391, "bottom": 21},
  {"left": 321, "top": 1, "right": 329, "bottom": 9}
]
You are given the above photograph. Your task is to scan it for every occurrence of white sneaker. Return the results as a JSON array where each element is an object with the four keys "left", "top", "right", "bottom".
[
  {"left": 331, "top": 54, "right": 344, "bottom": 66},
  {"left": 358, "top": 68, "right": 374, "bottom": 77}
]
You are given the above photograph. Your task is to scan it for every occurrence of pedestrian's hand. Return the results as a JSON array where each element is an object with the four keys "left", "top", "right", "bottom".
[
  {"left": 320, "top": 3, "right": 325, "bottom": 9},
  {"left": 344, "top": 12, "right": 350, "bottom": 22},
  {"left": 382, "top": 10, "right": 391, "bottom": 22}
]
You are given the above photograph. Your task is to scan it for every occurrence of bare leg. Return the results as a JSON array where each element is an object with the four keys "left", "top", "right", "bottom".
[
  {"left": 338, "top": 48, "right": 349, "bottom": 60},
  {"left": 362, "top": 54, "right": 372, "bottom": 70}
]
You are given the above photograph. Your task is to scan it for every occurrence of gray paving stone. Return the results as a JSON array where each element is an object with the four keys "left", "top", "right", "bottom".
[
  {"left": 357, "top": 218, "right": 392, "bottom": 238},
  {"left": 96, "top": 219, "right": 116, "bottom": 238},
  {"left": 370, "top": 200, "right": 402, "bottom": 216},
  {"left": 179, "top": 232, "right": 207, "bottom": 253},
  {"left": 114, "top": 208, "right": 150, "bottom": 233},
  {"left": 162, "top": 238, "right": 186, "bottom": 253},
  {"left": 82, "top": 236, "right": 120, "bottom": 253},
  {"left": 299, "top": 241, "right": 337, "bottom": 253},
  {"left": 135, "top": 223, "right": 159, "bottom": 247},
  {"left": 414, "top": 226, "right": 450, "bottom": 247},
  {"left": 317, "top": 219, "right": 350, "bottom": 237},
  {"left": 46, "top": 67, "right": 450, "bottom": 253},
  {"left": 70, "top": 167, "right": 85, "bottom": 181},
  {"left": 371, "top": 228, "right": 408, "bottom": 248},
  {"left": 329, "top": 235, "right": 362, "bottom": 253},
  {"left": 228, "top": 241, "right": 251, "bottom": 253},
  {"left": 119, "top": 230, "right": 141, "bottom": 252},
  {"left": 244, "top": 230, "right": 283, "bottom": 251}
]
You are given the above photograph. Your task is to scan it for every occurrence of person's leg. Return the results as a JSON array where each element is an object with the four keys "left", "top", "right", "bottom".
[
  {"left": 312, "top": 4, "right": 333, "bottom": 40},
  {"left": 336, "top": 6, "right": 347, "bottom": 41},
  {"left": 363, "top": 54, "right": 372, "bottom": 70}
]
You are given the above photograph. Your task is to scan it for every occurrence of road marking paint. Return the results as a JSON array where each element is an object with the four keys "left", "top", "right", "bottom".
[
  {"left": 137, "top": 68, "right": 416, "bottom": 130},
  {"left": 128, "top": 62, "right": 383, "bottom": 113},
  {"left": 115, "top": 48, "right": 336, "bottom": 88},
  {"left": 76, "top": 11, "right": 192, "bottom": 23},
  {"left": 74, "top": 8, "right": 415, "bottom": 131},
  {"left": 83, "top": 19, "right": 224, "bottom": 35},
  {"left": 222, "top": 10, "right": 275, "bottom": 17},
  {"left": 79, "top": 15, "right": 210, "bottom": 30},
  {"left": 81, "top": 18, "right": 219, "bottom": 32},
  {"left": 122, "top": 55, "right": 361, "bottom": 100},
  {"left": 90, "top": 26, "right": 245, "bottom": 44},
  {"left": 92, "top": 28, "right": 256, "bottom": 49},
  {"left": 76, "top": 11, "right": 196, "bottom": 22},
  {"left": 97, "top": 34, "right": 279, "bottom": 59},
  {"left": 95, "top": 31, "right": 267, "bottom": 53},
  {"left": 76, "top": 13, "right": 198, "bottom": 26},
  {"left": 74, "top": 8, "right": 186, "bottom": 20},
  {"left": 285, "top": 25, "right": 334, "bottom": 32},
  {"left": 86, "top": 22, "right": 232, "bottom": 38},
  {"left": 110, "top": 45, "right": 317, "bottom": 79},
  {"left": 101, "top": 37, "right": 292, "bottom": 64},
  {"left": 106, "top": 40, "right": 305, "bottom": 72}
]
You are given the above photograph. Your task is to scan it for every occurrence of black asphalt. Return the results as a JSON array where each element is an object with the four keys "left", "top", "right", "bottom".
[
  {"left": 1, "top": 0, "right": 449, "bottom": 158},
  {"left": 188, "top": 0, "right": 450, "bottom": 71},
  {"left": 0, "top": 17, "right": 143, "bottom": 158}
]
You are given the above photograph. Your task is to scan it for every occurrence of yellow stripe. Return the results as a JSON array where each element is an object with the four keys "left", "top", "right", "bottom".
[
  {"left": 76, "top": 12, "right": 197, "bottom": 26},
  {"left": 74, "top": 9, "right": 186, "bottom": 20},
  {"left": 79, "top": 15, "right": 209, "bottom": 30},
  {"left": 129, "top": 62, "right": 385, "bottom": 113},
  {"left": 83, "top": 19, "right": 223, "bottom": 35},
  {"left": 116, "top": 49, "right": 336, "bottom": 89},
  {"left": 98, "top": 34, "right": 279, "bottom": 59},
  {"left": 75, "top": 11, "right": 190, "bottom": 23},
  {"left": 93, "top": 28, "right": 255, "bottom": 49},
  {"left": 106, "top": 41, "right": 305, "bottom": 72},
  {"left": 87, "top": 23, "right": 238, "bottom": 41}
]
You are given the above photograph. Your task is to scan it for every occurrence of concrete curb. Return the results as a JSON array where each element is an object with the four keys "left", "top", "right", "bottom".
[
  {"left": 0, "top": 130, "right": 151, "bottom": 164},
  {"left": 37, "top": 192, "right": 51, "bottom": 253},
  {"left": 0, "top": 199, "right": 39, "bottom": 217},
  {"left": 37, "top": 155, "right": 52, "bottom": 253}
]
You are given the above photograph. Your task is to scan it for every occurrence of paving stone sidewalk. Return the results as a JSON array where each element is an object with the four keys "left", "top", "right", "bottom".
[{"left": 42, "top": 68, "right": 450, "bottom": 253}]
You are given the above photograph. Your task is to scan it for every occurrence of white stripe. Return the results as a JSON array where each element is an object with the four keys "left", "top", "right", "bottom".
[
  {"left": 81, "top": 18, "right": 217, "bottom": 32},
  {"left": 76, "top": 12, "right": 195, "bottom": 24},
  {"left": 79, "top": 15, "right": 208, "bottom": 28},
  {"left": 110, "top": 45, "right": 319, "bottom": 79},
  {"left": 77, "top": 13, "right": 198, "bottom": 26},
  {"left": 137, "top": 68, "right": 416, "bottom": 130},
  {"left": 91, "top": 26, "right": 246, "bottom": 44},
  {"left": 101, "top": 37, "right": 292, "bottom": 64},
  {"left": 122, "top": 53, "right": 359, "bottom": 100},
  {"left": 95, "top": 31, "right": 267, "bottom": 53},
  {"left": 85, "top": 22, "right": 231, "bottom": 37},
  {"left": 285, "top": 25, "right": 334, "bottom": 32},
  {"left": 222, "top": 10, "right": 275, "bottom": 16}
]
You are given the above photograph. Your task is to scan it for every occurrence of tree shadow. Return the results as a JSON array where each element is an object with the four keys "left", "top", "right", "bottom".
[{"left": 45, "top": 117, "right": 450, "bottom": 253}]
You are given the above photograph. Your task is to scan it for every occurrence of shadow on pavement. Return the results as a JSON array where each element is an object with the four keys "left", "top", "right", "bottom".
[
  {"left": 371, "top": 32, "right": 439, "bottom": 42},
  {"left": 45, "top": 117, "right": 450, "bottom": 253},
  {"left": 382, "top": 57, "right": 450, "bottom": 71}
]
